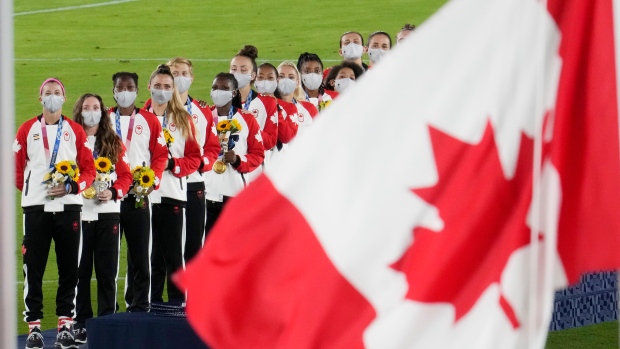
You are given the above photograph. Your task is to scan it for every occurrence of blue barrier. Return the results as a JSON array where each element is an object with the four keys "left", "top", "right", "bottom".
[{"left": 550, "top": 271, "right": 618, "bottom": 331}]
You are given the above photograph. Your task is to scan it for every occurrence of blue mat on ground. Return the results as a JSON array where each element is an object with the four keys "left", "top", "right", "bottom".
[
  {"left": 86, "top": 310, "right": 209, "bottom": 349},
  {"left": 17, "top": 329, "right": 90, "bottom": 349}
]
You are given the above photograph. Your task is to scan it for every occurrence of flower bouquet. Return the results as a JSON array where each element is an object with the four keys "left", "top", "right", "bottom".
[
  {"left": 213, "top": 119, "right": 242, "bottom": 174},
  {"left": 83, "top": 156, "right": 114, "bottom": 199},
  {"left": 132, "top": 164, "right": 155, "bottom": 208},
  {"left": 42, "top": 160, "right": 80, "bottom": 200}
]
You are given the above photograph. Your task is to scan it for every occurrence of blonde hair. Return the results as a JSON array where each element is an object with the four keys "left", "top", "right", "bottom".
[
  {"left": 150, "top": 64, "right": 195, "bottom": 141},
  {"left": 277, "top": 61, "right": 306, "bottom": 101},
  {"left": 167, "top": 57, "right": 194, "bottom": 76}
]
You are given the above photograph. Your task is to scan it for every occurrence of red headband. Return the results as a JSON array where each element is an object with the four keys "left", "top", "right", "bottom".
[{"left": 39, "top": 78, "right": 65, "bottom": 96}]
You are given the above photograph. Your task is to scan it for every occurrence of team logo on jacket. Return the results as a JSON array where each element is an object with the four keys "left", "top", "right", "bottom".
[
  {"left": 192, "top": 114, "right": 198, "bottom": 124},
  {"left": 72, "top": 221, "right": 79, "bottom": 232},
  {"left": 135, "top": 125, "right": 143, "bottom": 135},
  {"left": 252, "top": 109, "right": 259, "bottom": 118},
  {"left": 173, "top": 206, "right": 180, "bottom": 215},
  {"left": 113, "top": 225, "right": 119, "bottom": 235},
  {"left": 197, "top": 190, "right": 204, "bottom": 199},
  {"left": 33, "top": 133, "right": 40, "bottom": 141},
  {"left": 63, "top": 131, "right": 70, "bottom": 141},
  {"left": 21, "top": 244, "right": 26, "bottom": 255},
  {"left": 169, "top": 123, "right": 177, "bottom": 132},
  {"left": 298, "top": 113, "right": 305, "bottom": 123}
]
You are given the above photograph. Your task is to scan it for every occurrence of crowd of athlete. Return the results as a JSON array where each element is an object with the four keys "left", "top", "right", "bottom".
[{"left": 15, "top": 25, "right": 415, "bottom": 349}]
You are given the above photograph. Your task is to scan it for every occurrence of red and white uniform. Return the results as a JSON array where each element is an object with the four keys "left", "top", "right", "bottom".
[
  {"left": 205, "top": 108, "right": 265, "bottom": 201},
  {"left": 144, "top": 98, "right": 220, "bottom": 183},
  {"left": 245, "top": 94, "right": 279, "bottom": 182},
  {"left": 248, "top": 94, "right": 279, "bottom": 151},
  {"left": 324, "top": 89, "right": 339, "bottom": 100},
  {"left": 108, "top": 107, "right": 168, "bottom": 191},
  {"left": 295, "top": 100, "right": 317, "bottom": 139},
  {"left": 188, "top": 98, "right": 220, "bottom": 179},
  {"left": 150, "top": 114, "right": 202, "bottom": 205},
  {"left": 14, "top": 115, "right": 96, "bottom": 211},
  {"left": 276, "top": 99, "right": 299, "bottom": 145},
  {"left": 82, "top": 139, "right": 133, "bottom": 221}
]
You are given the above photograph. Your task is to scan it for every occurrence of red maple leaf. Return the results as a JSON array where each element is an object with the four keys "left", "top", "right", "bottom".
[{"left": 392, "top": 121, "right": 534, "bottom": 328}]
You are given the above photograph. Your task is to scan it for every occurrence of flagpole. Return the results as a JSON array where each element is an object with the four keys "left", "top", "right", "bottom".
[
  {"left": 0, "top": 0, "right": 17, "bottom": 346},
  {"left": 611, "top": 0, "right": 620, "bottom": 347},
  {"left": 528, "top": 1, "right": 548, "bottom": 346}
]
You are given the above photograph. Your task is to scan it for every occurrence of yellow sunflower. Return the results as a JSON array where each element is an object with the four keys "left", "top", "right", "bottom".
[
  {"left": 56, "top": 161, "right": 72, "bottom": 174},
  {"left": 71, "top": 168, "right": 80, "bottom": 182},
  {"left": 95, "top": 157, "right": 113, "bottom": 173},
  {"left": 139, "top": 169, "right": 155, "bottom": 187},
  {"left": 230, "top": 119, "right": 242, "bottom": 132},
  {"left": 217, "top": 120, "right": 232, "bottom": 133},
  {"left": 319, "top": 100, "right": 332, "bottom": 111},
  {"left": 132, "top": 166, "right": 143, "bottom": 181}
]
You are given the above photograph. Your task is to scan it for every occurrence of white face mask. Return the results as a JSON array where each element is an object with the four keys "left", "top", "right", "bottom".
[
  {"left": 254, "top": 80, "right": 278, "bottom": 94},
  {"left": 368, "top": 48, "right": 388, "bottom": 64},
  {"left": 301, "top": 73, "right": 322, "bottom": 91},
  {"left": 234, "top": 72, "right": 253, "bottom": 89},
  {"left": 174, "top": 76, "right": 192, "bottom": 94},
  {"left": 41, "top": 95, "right": 65, "bottom": 113},
  {"left": 335, "top": 78, "right": 356, "bottom": 93},
  {"left": 277, "top": 78, "right": 298, "bottom": 96},
  {"left": 82, "top": 110, "right": 101, "bottom": 127},
  {"left": 211, "top": 90, "right": 234, "bottom": 107},
  {"left": 341, "top": 43, "right": 364, "bottom": 60},
  {"left": 150, "top": 89, "right": 173, "bottom": 105},
  {"left": 114, "top": 91, "right": 137, "bottom": 108}
]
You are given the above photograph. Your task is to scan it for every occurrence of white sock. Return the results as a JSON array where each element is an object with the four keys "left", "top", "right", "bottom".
[
  {"left": 28, "top": 320, "right": 41, "bottom": 333},
  {"left": 58, "top": 316, "right": 72, "bottom": 331}
]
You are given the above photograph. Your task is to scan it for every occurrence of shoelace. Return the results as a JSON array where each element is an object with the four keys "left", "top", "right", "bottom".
[
  {"left": 58, "top": 330, "right": 73, "bottom": 339},
  {"left": 28, "top": 331, "right": 43, "bottom": 340}
]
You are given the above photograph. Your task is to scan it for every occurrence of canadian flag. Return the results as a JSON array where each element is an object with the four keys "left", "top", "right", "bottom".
[{"left": 175, "top": 0, "right": 620, "bottom": 348}]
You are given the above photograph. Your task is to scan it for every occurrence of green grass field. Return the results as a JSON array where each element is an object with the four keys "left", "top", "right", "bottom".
[{"left": 11, "top": 0, "right": 619, "bottom": 347}]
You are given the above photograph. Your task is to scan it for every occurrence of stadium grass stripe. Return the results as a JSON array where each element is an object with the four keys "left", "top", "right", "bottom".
[{"left": 13, "top": 0, "right": 138, "bottom": 16}]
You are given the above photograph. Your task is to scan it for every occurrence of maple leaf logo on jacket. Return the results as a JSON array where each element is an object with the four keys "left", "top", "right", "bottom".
[
  {"left": 392, "top": 121, "right": 533, "bottom": 328},
  {"left": 157, "top": 132, "right": 167, "bottom": 147},
  {"left": 13, "top": 139, "right": 21, "bottom": 153}
]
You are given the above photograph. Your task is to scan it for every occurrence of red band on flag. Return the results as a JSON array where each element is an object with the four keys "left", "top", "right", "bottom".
[
  {"left": 175, "top": 175, "right": 375, "bottom": 349},
  {"left": 547, "top": 0, "right": 620, "bottom": 284}
]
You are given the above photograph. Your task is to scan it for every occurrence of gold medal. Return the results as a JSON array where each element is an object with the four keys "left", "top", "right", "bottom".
[
  {"left": 213, "top": 160, "right": 227, "bottom": 174},
  {"left": 82, "top": 187, "right": 96, "bottom": 199}
]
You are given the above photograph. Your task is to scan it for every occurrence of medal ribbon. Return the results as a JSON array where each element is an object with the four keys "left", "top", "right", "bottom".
[
  {"left": 243, "top": 90, "right": 252, "bottom": 110},
  {"left": 40, "top": 115, "right": 64, "bottom": 169},
  {"left": 115, "top": 108, "right": 136, "bottom": 153}
]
